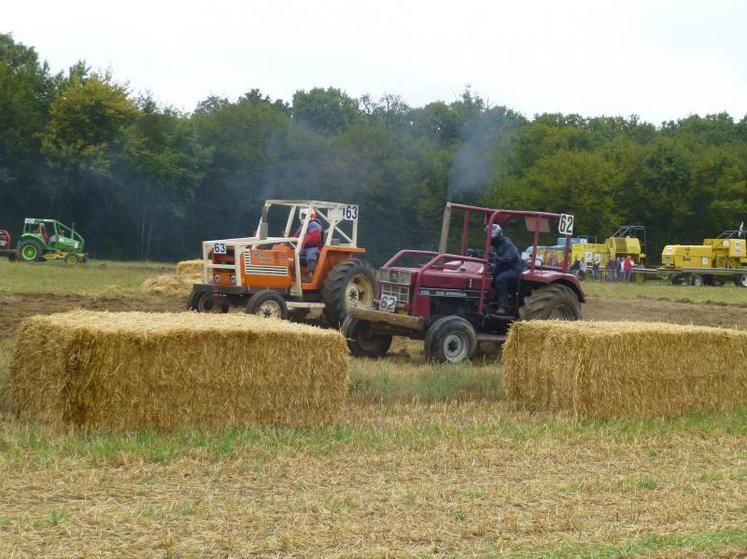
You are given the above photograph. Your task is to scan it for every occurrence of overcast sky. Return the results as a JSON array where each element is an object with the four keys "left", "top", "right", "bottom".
[{"left": 5, "top": 0, "right": 747, "bottom": 123}]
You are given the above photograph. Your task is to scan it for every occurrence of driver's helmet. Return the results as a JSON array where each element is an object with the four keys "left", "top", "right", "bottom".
[
  {"left": 299, "top": 208, "right": 317, "bottom": 221},
  {"left": 490, "top": 224, "right": 503, "bottom": 240}
]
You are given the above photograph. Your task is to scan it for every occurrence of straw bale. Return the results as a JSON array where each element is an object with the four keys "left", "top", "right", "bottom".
[
  {"left": 502, "top": 320, "right": 747, "bottom": 419},
  {"left": 176, "top": 259, "right": 203, "bottom": 277},
  {"left": 5, "top": 311, "right": 349, "bottom": 431},
  {"left": 141, "top": 274, "right": 195, "bottom": 297}
]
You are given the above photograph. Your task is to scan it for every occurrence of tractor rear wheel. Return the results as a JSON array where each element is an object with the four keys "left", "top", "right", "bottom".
[
  {"left": 19, "top": 240, "right": 43, "bottom": 262},
  {"left": 342, "top": 317, "right": 392, "bottom": 358},
  {"left": 424, "top": 315, "right": 477, "bottom": 364},
  {"left": 321, "top": 259, "right": 376, "bottom": 327},
  {"left": 246, "top": 289, "right": 288, "bottom": 320},
  {"left": 187, "top": 289, "right": 229, "bottom": 313},
  {"left": 518, "top": 284, "right": 581, "bottom": 321}
]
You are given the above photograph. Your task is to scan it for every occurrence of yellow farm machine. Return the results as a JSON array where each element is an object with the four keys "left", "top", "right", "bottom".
[{"left": 660, "top": 227, "right": 747, "bottom": 287}]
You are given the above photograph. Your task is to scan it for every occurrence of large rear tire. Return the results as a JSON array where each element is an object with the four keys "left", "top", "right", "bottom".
[
  {"left": 321, "top": 259, "right": 376, "bottom": 327},
  {"left": 246, "top": 289, "right": 288, "bottom": 320},
  {"left": 518, "top": 283, "right": 581, "bottom": 321},
  {"left": 342, "top": 317, "right": 392, "bottom": 358},
  {"left": 187, "top": 289, "right": 229, "bottom": 313},
  {"left": 18, "top": 240, "right": 43, "bottom": 262},
  {"left": 424, "top": 315, "right": 477, "bottom": 364}
]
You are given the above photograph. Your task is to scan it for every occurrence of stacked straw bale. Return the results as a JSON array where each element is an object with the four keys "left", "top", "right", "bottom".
[
  {"left": 176, "top": 259, "right": 204, "bottom": 277},
  {"left": 502, "top": 320, "right": 747, "bottom": 419},
  {"left": 142, "top": 259, "right": 203, "bottom": 296},
  {"left": 6, "top": 311, "right": 349, "bottom": 431},
  {"left": 141, "top": 274, "right": 194, "bottom": 297}
]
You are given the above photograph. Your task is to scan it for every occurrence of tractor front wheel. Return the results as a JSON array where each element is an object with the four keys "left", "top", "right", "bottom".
[
  {"left": 342, "top": 317, "right": 392, "bottom": 358},
  {"left": 735, "top": 274, "right": 747, "bottom": 288},
  {"left": 65, "top": 254, "right": 79, "bottom": 265},
  {"left": 187, "top": 289, "right": 229, "bottom": 313},
  {"left": 691, "top": 274, "right": 704, "bottom": 287},
  {"left": 321, "top": 259, "right": 376, "bottom": 327},
  {"left": 518, "top": 284, "right": 581, "bottom": 321},
  {"left": 19, "top": 240, "right": 43, "bottom": 262},
  {"left": 424, "top": 315, "right": 477, "bottom": 364},
  {"left": 246, "top": 289, "right": 288, "bottom": 320}
]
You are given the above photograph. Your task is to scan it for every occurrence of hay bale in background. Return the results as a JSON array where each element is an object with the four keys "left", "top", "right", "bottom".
[
  {"left": 502, "top": 320, "right": 747, "bottom": 419},
  {"left": 6, "top": 311, "right": 348, "bottom": 431},
  {"left": 141, "top": 274, "right": 194, "bottom": 297},
  {"left": 176, "top": 259, "right": 203, "bottom": 277}
]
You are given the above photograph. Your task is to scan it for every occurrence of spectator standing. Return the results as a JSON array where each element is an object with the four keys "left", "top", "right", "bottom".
[
  {"left": 591, "top": 258, "right": 600, "bottom": 280},
  {"left": 624, "top": 255, "right": 634, "bottom": 282},
  {"left": 605, "top": 258, "right": 615, "bottom": 282},
  {"left": 618, "top": 257, "right": 625, "bottom": 282}
]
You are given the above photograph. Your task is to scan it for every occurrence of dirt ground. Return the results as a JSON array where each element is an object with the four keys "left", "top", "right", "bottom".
[
  {"left": 0, "top": 293, "right": 182, "bottom": 340},
  {"left": 583, "top": 295, "right": 747, "bottom": 330},
  {"left": 1, "top": 292, "right": 745, "bottom": 341}
]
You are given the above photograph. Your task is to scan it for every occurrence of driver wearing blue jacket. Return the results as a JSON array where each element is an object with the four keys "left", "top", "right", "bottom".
[{"left": 489, "top": 224, "right": 523, "bottom": 314}]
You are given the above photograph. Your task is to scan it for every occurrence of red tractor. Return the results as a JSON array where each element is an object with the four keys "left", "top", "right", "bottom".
[
  {"left": 343, "top": 203, "right": 585, "bottom": 363},
  {"left": 0, "top": 230, "right": 17, "bottom": 261}
]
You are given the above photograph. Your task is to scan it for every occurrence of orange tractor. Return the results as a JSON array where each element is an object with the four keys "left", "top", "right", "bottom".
[{"left": 188, "top": 200, "right": 376, "bottom": 326}]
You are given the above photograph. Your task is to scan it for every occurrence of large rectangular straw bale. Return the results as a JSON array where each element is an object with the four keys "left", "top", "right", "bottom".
[
  {"left": 6, "top": 311, "right": 349, "bottom": 431},
  {"left": 176, "top": 259, "right": 203, "bottom": 277},
  {"left": 502, "top": 320, "right": 747, "bottom": 419}
]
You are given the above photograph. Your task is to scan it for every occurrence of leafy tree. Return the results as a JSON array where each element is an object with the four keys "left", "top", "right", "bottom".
[
  {"left": 40, "top": 72, "right": 136, "bottom": 172},
  {"left": 292, "top": 87, "right": 360, "bottom": 133}
]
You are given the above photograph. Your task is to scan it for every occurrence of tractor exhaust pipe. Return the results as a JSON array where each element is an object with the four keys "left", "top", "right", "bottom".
[
  {"left": 438, "top": 203, "right": 452, "bottom": 254},
  {"left": 259, "top": 206, "right": 269, "bottom": 240}
]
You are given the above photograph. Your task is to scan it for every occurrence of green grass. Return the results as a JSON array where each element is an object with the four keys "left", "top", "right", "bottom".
[
  {"left": 0, "top": 338, "right": 12, "bottom": 388},
  {"left": 349, "top": 358, "right": 502, "bottom": 404},
  {"left": 510, "top": 528, "right": 747, "bottom": 558},
  {"left": 0, "top": 258, "right": 174, "bottom": 297},
  {"left": 2, "top": 405, "right": 745, "bottom": 468},
  {"left": 583, "top": 279, "right": 747, "bottom": 305}
]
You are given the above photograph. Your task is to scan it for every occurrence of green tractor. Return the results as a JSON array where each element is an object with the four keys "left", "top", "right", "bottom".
[{"left": 17, "top": 218, "right": 88, "bottom": 264}]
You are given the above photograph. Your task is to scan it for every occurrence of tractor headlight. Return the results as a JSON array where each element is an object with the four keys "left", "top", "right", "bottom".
[
  {"left": 213, "top": 274, "right": 221, "bottom": 283},
  {"left": 394, "top": 271, "right": 411, "bottom": 285},
  {"left": 379, "top": 269, "right": 411, "bottom": 285},
  {"left": 230, "top": 274, "right": 236, "bottom": 284}
]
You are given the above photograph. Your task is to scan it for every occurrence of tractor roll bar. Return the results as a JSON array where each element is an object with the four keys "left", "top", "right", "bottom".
[
  {"left": 382, "top": 249, "right": 440, "bottom": 268},
  {"left": 396, "top": 203, "right": 573, "bottom": 314}
]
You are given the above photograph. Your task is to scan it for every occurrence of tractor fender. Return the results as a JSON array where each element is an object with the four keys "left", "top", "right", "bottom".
[{"left": 519, "top": 271, "right": 585, "bottom": 303}]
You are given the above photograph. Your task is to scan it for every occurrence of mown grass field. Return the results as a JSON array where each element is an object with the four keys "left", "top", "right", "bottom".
[
  {"left": 582, "top": 278, "right": 747, "bottom": 306},
  {"left": 1, "top": 260, "right": 746, "bottom": 558},
  {"left": 0, "top": 258, "right": 173, "bottom": 297}
]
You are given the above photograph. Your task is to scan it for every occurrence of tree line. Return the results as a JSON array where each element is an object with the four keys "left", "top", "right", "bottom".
[{"left": 1, "top": 33, "right": 746, "bottom": 264}]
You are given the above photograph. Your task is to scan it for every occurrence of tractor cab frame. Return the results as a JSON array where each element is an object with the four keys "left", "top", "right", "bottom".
[{"left": 344, "top": 202, "right": 585, "bottom": 363}]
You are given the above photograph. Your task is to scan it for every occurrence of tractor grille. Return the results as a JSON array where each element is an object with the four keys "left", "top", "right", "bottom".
[
  {"left": 380, "top": 283, "right": 411, "bottom": 305},
  {"left": 244, "top": 251, "right": 288, "bottom": 276}
]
